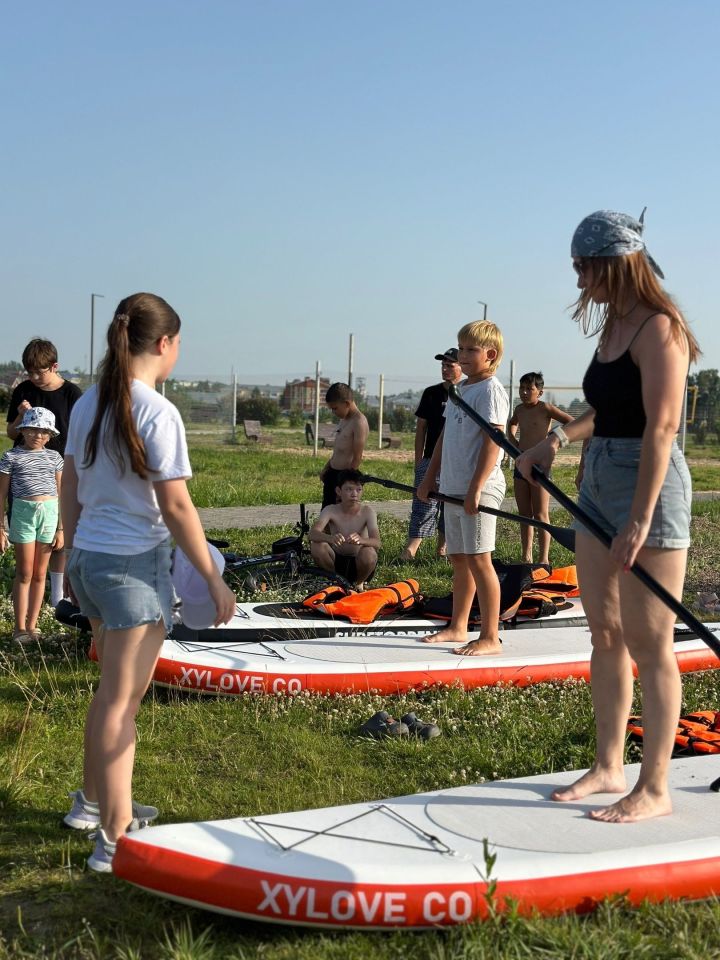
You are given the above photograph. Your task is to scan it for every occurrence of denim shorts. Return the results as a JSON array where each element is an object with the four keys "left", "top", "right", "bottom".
[
  {"left": 9, "top": 498, "right": 59, "bottom": 544},
  {"left": 443, "top": 468, "right": 506, "bottom": 555},
  {"left": 67, "top": 539, "right": 175, "bottom": 631},
  {"left": 574, "top": 438, "right": 691, "bottom": 549}
]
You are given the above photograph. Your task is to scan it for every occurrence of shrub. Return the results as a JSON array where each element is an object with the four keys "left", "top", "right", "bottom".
[{"left": 236, "top": 397, "right": 280, "bottom": 425}]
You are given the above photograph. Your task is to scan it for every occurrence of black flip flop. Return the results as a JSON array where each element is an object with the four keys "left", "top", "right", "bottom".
[
  {"left": 401, "top": 712, "right": 441, "bottom": 740},
  {"left": 359, "top": 711, "right": 409, "bottom": 739}
]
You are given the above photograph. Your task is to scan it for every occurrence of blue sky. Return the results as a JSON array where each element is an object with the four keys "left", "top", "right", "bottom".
[{"left": 2, "top": 1, "right": 718, "bottom": 396}]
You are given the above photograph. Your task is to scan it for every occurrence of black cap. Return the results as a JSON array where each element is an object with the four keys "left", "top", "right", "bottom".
[{"left": 434, "top": 348, "right": 459, "bottom": 363}]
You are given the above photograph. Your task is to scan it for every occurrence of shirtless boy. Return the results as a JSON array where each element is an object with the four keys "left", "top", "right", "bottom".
[
  {"left": 310, "top": 469, "right": 380, "bottom": 589},
  {"left": 508, "top": 371, "right": 574, "bottom": 565},
  {"left": 319, "top": 383, "right": 369, "bottom": 509}
]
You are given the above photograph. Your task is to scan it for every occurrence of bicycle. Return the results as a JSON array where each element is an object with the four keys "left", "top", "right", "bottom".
[{"left": 210, "top": 504, "right": 353, "bottom": 598}]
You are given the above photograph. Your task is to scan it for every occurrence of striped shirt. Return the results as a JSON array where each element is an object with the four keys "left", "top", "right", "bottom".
[{"left": 0, "top": 447, "right": 64, "bottom": 499}]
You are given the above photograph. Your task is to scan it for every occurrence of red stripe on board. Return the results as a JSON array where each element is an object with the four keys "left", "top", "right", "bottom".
[{"left": 113, "top": 837, "right": 720, "bottom": 928}]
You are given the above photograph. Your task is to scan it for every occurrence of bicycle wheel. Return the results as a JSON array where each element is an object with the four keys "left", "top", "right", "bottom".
[{"left": 224, "top": 557, "right": 351, "bottom": 599}]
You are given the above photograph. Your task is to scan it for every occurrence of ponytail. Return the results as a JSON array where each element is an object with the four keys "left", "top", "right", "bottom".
[{"left": 83, "top": 293, "right": 181, "bottom": 478}]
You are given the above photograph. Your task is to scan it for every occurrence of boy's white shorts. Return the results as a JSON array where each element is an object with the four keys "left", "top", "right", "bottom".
[{"left": 442, "top": 468, "right": 506, "bottom": 555}]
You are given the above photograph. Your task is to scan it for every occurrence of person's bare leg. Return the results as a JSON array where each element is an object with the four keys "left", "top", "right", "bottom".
[
  {"left": 26, "top": 542, "right": 53, "bottom": 633},
  {"left": 514, "top": 478, "right": 534, "bottom": 562},
  {"left": 88, "top": 621, "right": 166, "bottom": 841},
  {"left": 453, "top": 551, "right": 502, "bottom": 656},
  {"left": 588, "top": 546, "right": 686, "bottom": 822},
  {"left": 401, "top": 537, "right": 422, "bottom": 560},
  {"left": 420, "top": 555, "right": 475, "bottom": 643},
  {"left": 310, "top": 541, "right": 337, "bottom": 573},
  {"left": 552, "top": 532, "right": 630, "bottom": 801},
  {"left": 12, "top": 542, "right": 34, "bottom": 635},
  {"left": 80, "top": 619, "right": 105, "bottom": 803},
  {"left": 354, "top": 546, "right": 377, "bottom": 582},
  {"left": 530, "top": 486, "right": 551, "bottom": 566}
]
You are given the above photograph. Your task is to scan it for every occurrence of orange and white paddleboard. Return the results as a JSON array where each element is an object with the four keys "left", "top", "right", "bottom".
[{"left": 114, "top": 755, "right": 720, "bottom": 928}]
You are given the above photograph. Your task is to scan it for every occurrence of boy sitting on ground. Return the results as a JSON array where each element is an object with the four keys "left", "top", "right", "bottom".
[{"left": 309, "top": 470, "right": 380, "bottom": 589}]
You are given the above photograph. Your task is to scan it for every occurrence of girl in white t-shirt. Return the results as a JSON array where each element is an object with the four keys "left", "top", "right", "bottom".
[{"left": 61, "top": 292, "right": 236, "bottom": 873}]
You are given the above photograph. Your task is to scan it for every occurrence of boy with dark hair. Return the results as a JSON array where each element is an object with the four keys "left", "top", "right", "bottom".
[
  {"left": 319, "top": 383, "right": 369, "bottom": 509},
  {"left": 310, "top": 469, "right": 380, "bottom": 589},
  {"left": 508, "top": 371, "right": 573, "bottom": 565},
  {"left": 6, "top": 339, "right": 82, "bottom": 606}
]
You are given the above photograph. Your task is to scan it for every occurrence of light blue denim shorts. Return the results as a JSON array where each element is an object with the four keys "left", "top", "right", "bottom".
[
  {"left": 9, "top": 498, "right": 59, "bottom": 544},
  {"left": 67, "top": 538, "right": 175, "bottom": 631},
  {"left": 443, "top": 468, "right": 506, "bottom": 555},
  {"left": 574, "top": 438, "right": 691, "bottom": 549}
]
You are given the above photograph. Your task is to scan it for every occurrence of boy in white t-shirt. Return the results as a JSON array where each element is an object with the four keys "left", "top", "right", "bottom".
[{"left": 417, "top": 320, "right": 509, "bottom": 656}]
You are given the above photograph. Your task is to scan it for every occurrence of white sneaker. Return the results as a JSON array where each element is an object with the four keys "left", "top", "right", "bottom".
[
  {"left": 64, "top": 789, "right": 159, "bottom": 831},
  {"left": 87, "top": 829, "right": 117, "bottom": 873}
]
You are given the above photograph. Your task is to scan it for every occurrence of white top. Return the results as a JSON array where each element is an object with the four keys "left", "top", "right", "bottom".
[
  {"left": 0, "top": 447, "right": 63, "bottom": 498},
  {"left": 439, "top": 376, "right": 509, "bottom": 496},
  {"left": 66, "top": 380, "right": 191, "bottom": 554}
]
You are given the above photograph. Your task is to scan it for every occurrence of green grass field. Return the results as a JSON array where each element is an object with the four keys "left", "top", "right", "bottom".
[{"left": 2, "top": 438, "right": 720, "bottom": 959}]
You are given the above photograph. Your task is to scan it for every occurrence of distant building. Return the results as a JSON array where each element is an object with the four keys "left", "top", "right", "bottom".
[{"left": 281, "top": 376, "right": 331, "bottom": 412}]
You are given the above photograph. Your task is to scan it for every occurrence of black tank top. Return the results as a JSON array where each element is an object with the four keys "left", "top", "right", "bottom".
[{"left": 582, "top": 318, "right": 652, "bottom": 438}]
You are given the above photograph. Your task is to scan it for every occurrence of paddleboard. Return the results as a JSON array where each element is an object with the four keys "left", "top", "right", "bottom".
[
  {"left": 113, "top": 754, "right": 720, "bottom": 928},
  {"left": 153, "top": 615, "right": 718, "bottom": 696}
]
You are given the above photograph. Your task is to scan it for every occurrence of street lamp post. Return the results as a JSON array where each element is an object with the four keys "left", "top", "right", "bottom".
[
  {"left": 90, "top": 293, "right": 104, "bottom": 383},
  {"left": 477, "top": 300, "right": 488, "bottom": 321}
]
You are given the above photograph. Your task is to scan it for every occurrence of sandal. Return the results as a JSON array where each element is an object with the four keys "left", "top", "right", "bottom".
[
  {"left": 359, "top": 711, "right": 409, "bottom": 739},
  {"left": 401, "top": 712, "right": 441, "bottom": 740}
]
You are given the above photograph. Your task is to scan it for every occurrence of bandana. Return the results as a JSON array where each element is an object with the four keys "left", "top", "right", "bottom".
[{"left": 571, "top": 207, "right": 664, "bottom": 279}]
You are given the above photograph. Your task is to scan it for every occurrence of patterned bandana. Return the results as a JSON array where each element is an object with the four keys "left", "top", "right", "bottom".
[{"left": 571, "top": 207, "right": 665, "bottom": 279}]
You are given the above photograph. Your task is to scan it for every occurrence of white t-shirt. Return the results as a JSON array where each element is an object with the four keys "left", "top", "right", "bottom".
[
  {"left": 439, "top": 376, "right": 509, "bottom": 496},
  {"left": 66, "top": 380, "right": 191, "bottom": 554}
]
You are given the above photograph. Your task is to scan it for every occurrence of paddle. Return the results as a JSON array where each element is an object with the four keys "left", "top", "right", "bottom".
[
  {"left": 447, "top": 383, "right": 720, "bottom": 660},
  {"left": 358, "top": 473, "right": 576, "bottom": 552}
]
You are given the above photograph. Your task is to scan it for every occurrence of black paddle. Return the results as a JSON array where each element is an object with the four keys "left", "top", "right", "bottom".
[
  {"left": 358, "top": 473, "right": 576, "bottom": 552},
  {"left": 447, "top": 383, "right": 720, "bottom": 660}
]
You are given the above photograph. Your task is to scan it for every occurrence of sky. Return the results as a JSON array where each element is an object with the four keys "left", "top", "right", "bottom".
[{"left": 2, "top": 0, "right": 718, "bottom": 398}]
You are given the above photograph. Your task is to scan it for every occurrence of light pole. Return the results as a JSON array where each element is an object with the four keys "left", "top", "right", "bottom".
[
  {"left": 90, "top": 293, "right": 104, "bottom": 383},
  {"left": 477, "top": 300, "right": 488, "bottom": 321}
]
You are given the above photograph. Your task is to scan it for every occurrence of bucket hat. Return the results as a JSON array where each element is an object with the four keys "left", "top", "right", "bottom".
[{"left": 18, "top": 406, "right": 60, "bottom": 436}]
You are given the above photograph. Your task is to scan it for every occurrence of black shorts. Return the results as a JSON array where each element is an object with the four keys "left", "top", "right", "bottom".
[
  {"left": 322, "top": 467, "right": 342, "bottom": 510},
  {"left": 333, "top": 552, "right": 376, "bottom": 586}
]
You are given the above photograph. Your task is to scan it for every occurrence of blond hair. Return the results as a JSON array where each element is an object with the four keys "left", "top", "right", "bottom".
[
  {"left": 457, "top": 320, "right": 504, "bottom": 374},
  {"left": 572, "top": 252, "right": 700, "bottom": 363}
]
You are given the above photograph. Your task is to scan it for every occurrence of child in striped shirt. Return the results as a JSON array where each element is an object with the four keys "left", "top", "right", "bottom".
[{"left": 0, "top": 407, "right": 63, "bottom": 641}]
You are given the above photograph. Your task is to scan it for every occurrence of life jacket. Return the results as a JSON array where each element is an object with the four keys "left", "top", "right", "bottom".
[
  {"left": 302, "top": 579, "right": 421, "bottom": 624},
  {"left": 301, "top": 584, "right": 349, "bottom": 609},
  {"left": 516, "top": 588, "right": 574, "bottom": 620},
  {"left": 532, "top": 565, "right": 580, "bottom": 597},
  {"left": 628, "top": 710, "right": 720, "bottom": 756}
]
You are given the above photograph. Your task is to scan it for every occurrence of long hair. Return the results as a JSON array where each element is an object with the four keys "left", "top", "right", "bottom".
[
  {"left": 571, "top": 252, "right": 700, "bottom": 363},
  {"left": 83, "top": 292, "right": 181, "bottom": 478}
]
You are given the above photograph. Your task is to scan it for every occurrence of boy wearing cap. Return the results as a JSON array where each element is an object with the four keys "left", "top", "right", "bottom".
[
  {"left": 402, "top": 348, "right": 463, "bottom": 560},
  {"left": 0, "top": 407, "right": 64, "bottom": 641}
]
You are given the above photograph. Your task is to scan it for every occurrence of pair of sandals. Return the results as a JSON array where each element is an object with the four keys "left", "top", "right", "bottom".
[
  {"left": 360, "top": 710, "right": 441, "bottom": 741},
  {"left": 13, "top": 629, "right": 42, "bottom": 644}
]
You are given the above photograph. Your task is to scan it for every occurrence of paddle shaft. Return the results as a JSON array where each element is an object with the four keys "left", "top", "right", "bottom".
[
  {"left": 447, "top": 383, "right": 720, "bottom": 660},
  {"left": 358, "top": 473, "right": 576, "bottom": 552}
]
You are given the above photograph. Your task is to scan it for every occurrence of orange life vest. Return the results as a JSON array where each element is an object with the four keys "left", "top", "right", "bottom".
[
  {"left": 628, "top": 710, "right": 720, "bottom": 756},
  {"left": 302, "top": 579, "right": 421, "bottom": 624}
]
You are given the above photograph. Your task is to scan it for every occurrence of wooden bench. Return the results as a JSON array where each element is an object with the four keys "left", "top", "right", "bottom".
[
  {"left": 243, "top": 419, "right": 273, "bottom": 444},
  {"left": 305, "top": 422, "right": 336, "bottom": 448},
  {"left": 381, "top": 423, "right": 402, "bottom": 448}
]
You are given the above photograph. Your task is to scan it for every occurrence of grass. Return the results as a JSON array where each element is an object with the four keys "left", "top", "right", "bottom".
[{"left": 2, "top": 449, "right": 720, "bottom": 958}]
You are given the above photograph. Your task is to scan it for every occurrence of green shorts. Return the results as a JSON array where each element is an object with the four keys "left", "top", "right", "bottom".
[{"left": 9, "top": 498, "right": 59, "bottom": 544}]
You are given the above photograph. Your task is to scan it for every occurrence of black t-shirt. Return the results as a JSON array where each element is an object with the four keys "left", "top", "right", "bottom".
[
  {"left": 7, "top": 379, "right": 83, "bottom": 455},
  {"left": 415, "top": 382, "right": 450, "bottom": 459}
]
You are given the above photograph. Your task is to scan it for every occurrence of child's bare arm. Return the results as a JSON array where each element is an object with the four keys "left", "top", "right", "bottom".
[
  {"left": 465, "top": 429, "right": 503, "bottom": 514},
  {"left": 53, "top": 472, "right": 64, "bottom": 549},
  {"left": 357, "top": 506, "right": 380, "bottom": 549},
  {"left": 508, "top": 405, "right": 521, "bottom": 440},
  {"left": 0, "top": 473, "right": 9, "bottom": 552},
  {"left": 350, "top": 418, "right": 369, "bottom": 468},
  {"left": 544, "top": 403, "right": 574, "bottom": 426}
]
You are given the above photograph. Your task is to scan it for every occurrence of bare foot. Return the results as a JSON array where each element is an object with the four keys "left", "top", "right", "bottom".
[
  {"left": 588, "top": 788, "right": 672, "bottom": 823},
  {"left": 452, "top": 638, "right": 502, "bottom": 656},
  {"left": 400, "top": 551, "right": 416, "bottom": 561},
  {"left": 551, "top": 766, "right": 627, "bottom": 802},
  {"left": 419, "top": 628, "right": 469, "bottom": 644}
]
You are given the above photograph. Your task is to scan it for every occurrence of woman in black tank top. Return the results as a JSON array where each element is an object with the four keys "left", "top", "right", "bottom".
[{"left": 515, "top": 209, "right": 700, "bottom": 824}]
